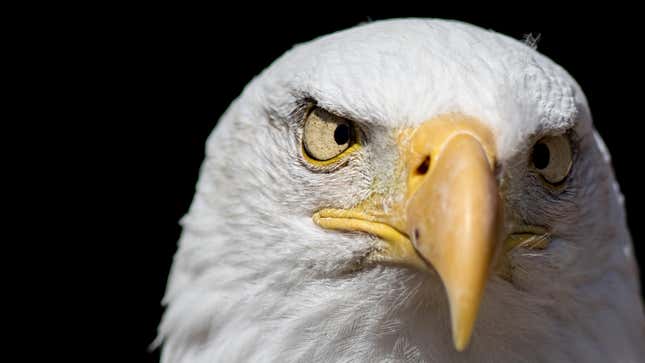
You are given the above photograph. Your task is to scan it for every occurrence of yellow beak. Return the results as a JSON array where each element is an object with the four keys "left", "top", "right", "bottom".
[
  {"left": 405, "top": 115, "right": 503, "bottom": 350},
  {"left": 313, "top": 114, "right": 504, "bottom": 351}
]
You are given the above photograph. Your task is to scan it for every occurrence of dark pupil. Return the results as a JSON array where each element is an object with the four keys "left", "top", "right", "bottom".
[
  {"left": 532, "top": 143, "right": 550, "bottom": 169},
  {"left": 334, "top": 123, "right": 351, "bottom": 145}
]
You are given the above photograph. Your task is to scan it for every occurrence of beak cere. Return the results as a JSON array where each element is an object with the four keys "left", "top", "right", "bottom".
[
  {"left": 404, "top": 115, "right": 503, "bottom": 351},
  {"left": 312, "top": 114, "right": 505, "bottom": 352}
]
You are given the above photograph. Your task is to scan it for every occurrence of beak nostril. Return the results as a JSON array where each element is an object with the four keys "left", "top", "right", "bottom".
[{"left": 416, "top": 155, "right": 431, "bottom": 175}]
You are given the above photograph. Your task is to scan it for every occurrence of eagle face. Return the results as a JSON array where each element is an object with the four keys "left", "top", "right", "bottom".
[{"left": 159, "top": 19, "right": 644, "bottom": 362}]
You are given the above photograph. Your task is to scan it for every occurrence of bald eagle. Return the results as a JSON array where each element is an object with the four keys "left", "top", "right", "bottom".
[{"left": 158, "top": 19, "right": 645, "bottom": 362}]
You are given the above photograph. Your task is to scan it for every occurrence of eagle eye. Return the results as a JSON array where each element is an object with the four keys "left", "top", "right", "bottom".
[
  {"left": 530, "top": 134, "right": 573, "bottom": 185},
  {"left": 302, "top": 107, "right": 358, "bottom": 164}
]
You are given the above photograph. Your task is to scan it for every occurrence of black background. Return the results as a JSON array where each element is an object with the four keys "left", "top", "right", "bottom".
[{"left": 105, "top": 12, "right": 645, "bottom": 362}]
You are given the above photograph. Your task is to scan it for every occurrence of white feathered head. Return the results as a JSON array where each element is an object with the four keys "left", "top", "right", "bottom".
[{"left": 158, "top": 19, "right": 644, "bottom": 362}]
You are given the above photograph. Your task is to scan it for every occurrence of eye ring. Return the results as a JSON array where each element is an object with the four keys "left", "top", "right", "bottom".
[
  {"left": 530, "top": 134, "right": 573, "bottom": 185},
  {"left": 302, "top": 107, "right": 360, "bottom": 166}
]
